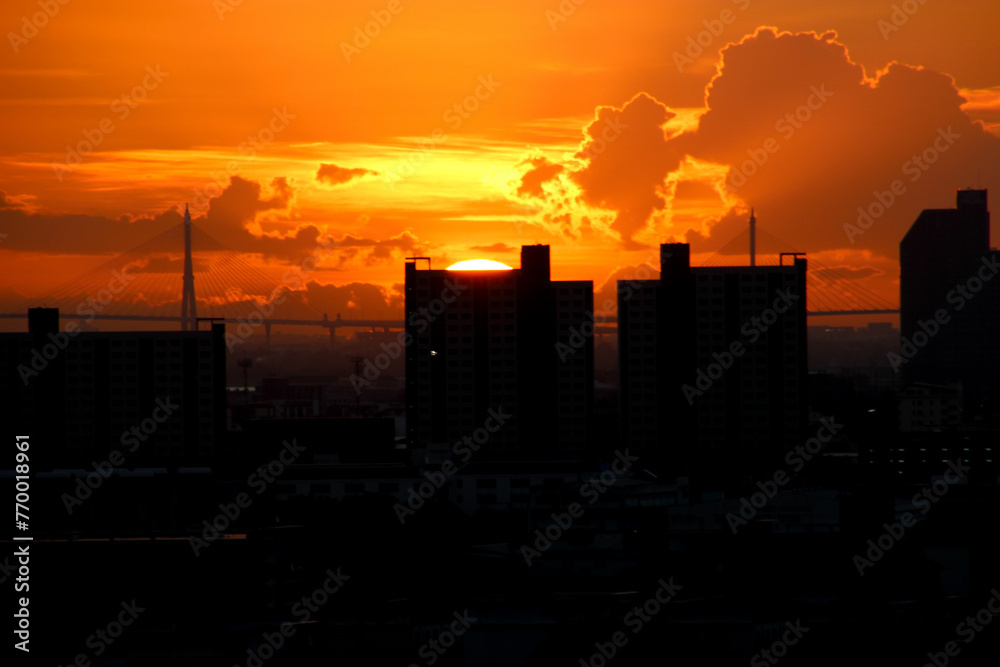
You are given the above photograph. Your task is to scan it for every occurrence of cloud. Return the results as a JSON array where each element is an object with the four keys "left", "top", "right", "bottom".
[
  {"left": 316, "top": 163, "right": 380, "bottom": 186},
  {"left": 16, "top": 276, "right": 406, "bottom": 324},
  {"left": 572, "top": 92, "right": 682, "bottom": 249},
  {"left": 0, "top": 175, "right": 303, "bottom": 258},
  {"left": 0, "top": 204, "right": 179, "bottom": 254},
  {"left": 502, "top": 27, "right": 1000, "bottom": 262},
  {"left": 298, "top": 280, "right": 403, "bottom": 319},
  {"left": 813, "top": 266, "right": 882, "bottom": 281},
  {"left": 959, "top": 86, "right": 1000, "bottom": 136},
  {"left": 189, "top": 175, "right": 333, "bottom": 264},
  {"left": 202, "top": 176, "right": 292, "bottom": 234},
  {"left": 668, "top": 27, "right": 1000, "bottom": 259},
  {"left": 469, "top": 242, "right": 516, "bottom": 253},
  {"left": 0, "top": 191, "right": 35, "bottom": 212},
  {"left": 125, "top": 256, "right": 211, "bottom": 274},
  {"left": 323, "top": 231, "right": 423, "bottom": 268},
  {"left": 197, "top": 178, "right": 426, "bottom": 267},
  {"left": 502, "top": 94, "right": 683, "bottom": 248},
  {"left": 515, "top": 156, "right": 564, "bottom": 197},
  {"left": 593, "top": 262, "right": 661, "bottom": 314},
  {"left": 0, "top": 175, "right": 426, "bottom": 276}
]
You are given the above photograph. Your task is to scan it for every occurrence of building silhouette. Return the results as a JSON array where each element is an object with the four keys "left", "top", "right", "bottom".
[
  {"left": 619, "top": 243, "right": 808, "bottom": 477},
  {"left": 1, "top": 308, "right": 226, "bottom": 469},
  {"left": 404, "top": 246, "right": 593, "bottom": 458},
  {"left": 899, "top": 188, "right": 999, "bottom": 412}
]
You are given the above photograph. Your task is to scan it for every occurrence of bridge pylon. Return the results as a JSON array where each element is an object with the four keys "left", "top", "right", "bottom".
[{"left": 180, "top": 204, "right": 197, "bottom": 331}]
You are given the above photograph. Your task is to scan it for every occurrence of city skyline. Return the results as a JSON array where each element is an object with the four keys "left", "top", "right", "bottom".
[
  {"left": 0, "top": 200, "right": 904, "bottom": 344},
  {"left": 3, "top": 3, "right": 1000, "bottom": 327},
  {"left": 3, "top": 190, "right": 997, "bottom": 665},
  {"left": 3, "top": 2, "right": 1000, "bottom": 665}
]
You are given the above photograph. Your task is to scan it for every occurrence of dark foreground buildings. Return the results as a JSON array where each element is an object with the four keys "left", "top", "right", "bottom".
[
  {"left": 0, "top": 307, "right": 226, "bottom": 469},
  {"left": 868, "top": 189, "right": 1000, "bottom": 481},
  {"left": 404, "top": 245, "right": 594, "bottom": 459},
  {"left": 4, "top": 218, "right": 1000, "bottom": 666},
  {"left": 899, "top": 188, "right": 1000, "bottom": 413},
  {"left": 619, "top": 243, "right": 808, "bottom": 477}
]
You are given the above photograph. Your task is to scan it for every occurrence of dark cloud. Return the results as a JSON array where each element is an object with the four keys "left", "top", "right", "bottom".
[
  {"left": 323, "top": 231, "right": 422, "bottom": 268},
  {"left": 202, "top": 176, "right": 292, "bottom": 240},
  {"left": 813, "top": 266, "right": 882, "bottom": 281},
  {"left": 593, "top": 262, "right": 661, "bottom": 314},
  {"left": 0, "top": 205, "right": 178, "bottom": 254},
  {"left": 0, "top": 176, "right": 299, "bottom": 257},
  {"left": 0, "top": 191, "right": 32, "bottom": 211},
  {"left": 572, "top": 93, "right": 682, "bottom": 250},
  {"left": 515, "top": 156, "right": 564, "bottom": 198},
  {"left": 469, "top": 242, "right": 516, "bottom": 253},
  {"left": 506, "top": 28, "right": 1000, "bottom": 260},
  {"left": 316, "top": 163, "right": 380, "bottom": 186},
  {"left": 299, "top": 280, "right": 403, "bottom": 319},
  {"left": 199, "top": 177, "right": 424, "bottom": 267},
  {"left": 179, "top": 175, "right": 330, "bottom": 264},
  {"left": 665, "top": 27, "right": 1000, "bottom": 259},
  {"left": 125, "top": 256, "right": 211, "bottom": 273},
  {"left": 0, "top": 176, "right": 426, "bottom": 274}
]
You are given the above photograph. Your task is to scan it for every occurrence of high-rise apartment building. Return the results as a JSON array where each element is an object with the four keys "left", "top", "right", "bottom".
[
  {"left": 899, "top": 189, "right": 999, "bottom": 409},
  {"left": 404, "top": 246, "right": 593, "bottom": 458},
  {"left": 1, "top": 308, "right": 226, "bottom": 469},
  {"left": 619, "top": 243, "right": 808, "bottom": 476}
]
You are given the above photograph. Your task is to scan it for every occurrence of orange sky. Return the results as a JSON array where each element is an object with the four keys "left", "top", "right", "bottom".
[{"left": 2, "top": 0, "right": 999, "bottom": 327}]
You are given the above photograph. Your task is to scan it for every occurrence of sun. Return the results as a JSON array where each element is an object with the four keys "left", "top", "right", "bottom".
[{"left": 446, "top": 259, "right": 513, "bottom": 271}]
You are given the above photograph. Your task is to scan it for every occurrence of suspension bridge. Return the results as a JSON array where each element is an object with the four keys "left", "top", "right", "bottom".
[
  {"left": 699, "top": 213, "right": 899, "bottom": 317},
  {"left": 0, "top": 206, "right": 395, "bottom": 344},
  {"left": 1, "top": 207, "right": 897, "bottom": 341}
]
